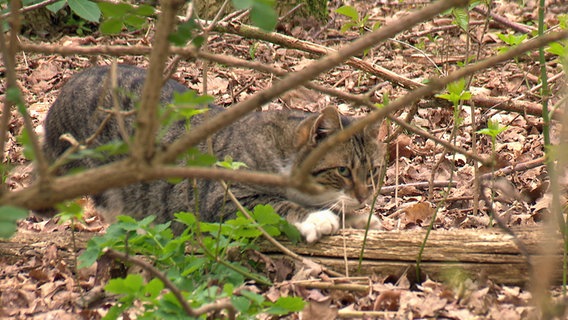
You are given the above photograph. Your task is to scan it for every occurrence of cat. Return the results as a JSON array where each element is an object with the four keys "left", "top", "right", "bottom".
[{"left": 42, "top": 64, "right": 385, "bottom": 243}]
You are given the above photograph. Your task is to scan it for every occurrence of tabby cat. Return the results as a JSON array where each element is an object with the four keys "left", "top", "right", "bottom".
[{"left": 42, "top": 65, "right": 385, "bottom": 243}]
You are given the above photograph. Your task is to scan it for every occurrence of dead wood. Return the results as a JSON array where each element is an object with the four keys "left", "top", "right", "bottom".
[{"left": 0, "top": 225, "right": 559, "bottom": 286}]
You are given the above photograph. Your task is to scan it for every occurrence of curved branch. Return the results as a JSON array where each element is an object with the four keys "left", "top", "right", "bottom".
[
  {"left": 156, "top": 0, "right": 469, "bottom": 164},
  {"left": 132, "top": 0, "right": 185, "bottom": 162},
  {"left": 291, "top": 30, "right": 568, "bottom": 183},
  {"left": 0, "top": 161, "right": 290, "bottom": 212}
]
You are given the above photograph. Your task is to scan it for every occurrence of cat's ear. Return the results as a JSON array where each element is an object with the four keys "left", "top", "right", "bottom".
[
  {"left": 295, "top": 107, "right": 342, "bottom": 148},
  {"left": 364, "top": 121, "right": 380, "bottom": 140}
]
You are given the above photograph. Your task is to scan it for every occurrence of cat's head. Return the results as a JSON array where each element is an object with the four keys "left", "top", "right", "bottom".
[{"left": 289, "top": 107, "right": 386, "bottom": 211}]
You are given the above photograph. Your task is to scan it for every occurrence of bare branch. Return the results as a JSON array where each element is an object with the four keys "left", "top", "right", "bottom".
[
  {"left": 292, "top": 30, "right": 568, "bottom": 184},
  {"left": 0, "top": 161, "right": 291, "bottom": 211},
  {"left": 0, "top": 0, "right": 60, "bottom": 19},
  {"left": 156, "top": 0, "right": 470, "bottom": 165},
  {"left": 16, "top": 39, "right": 562, "bottom": 121},
  {"left": 132, "top": 0, "right": 185, "bottom": 162},
  {"left": 0, "top": 0, "right": 50, "bottom": 193}
]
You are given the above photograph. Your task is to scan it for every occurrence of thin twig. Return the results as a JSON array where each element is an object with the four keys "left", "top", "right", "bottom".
[
  {"left": 477, "top": 157, "right": 545, "bottom": 181},
  {"left": 132, "top": 0, "right": 185, "bottom": 162},
  {"left": 109, "top": 63, "right": 133, "bottom": 148},
  {"left": 156, "top": 0, "right": 470, "bottom": 166},
  {"left": 0, "top": 24, "right": 13, "bottom": 194},
  {"left": 0, "top": 0, "right": 60, "bottom": 19},
  {"left": 221, "top": 181, "right": 344, "bottom": 277},
  {"left": 292, "top": 30, "right": 568, "bottom": 185},
  {"left": 0, "top": 0, "right": 50, "bottom": 190},
  {"left": 472, "top": 6, "right": 535, "bottom": 34},
  {"left": 17, "top": 40, "right": 561, "bottom": 120},
  {"left": 2, "top": 162, "right": 293, "bottom": 211}
]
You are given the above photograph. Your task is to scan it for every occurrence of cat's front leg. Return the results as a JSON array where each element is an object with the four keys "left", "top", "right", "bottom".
[
  {"left": 293, "top": 209, "right": 340, "bottom": 243},
  {"left": 345, "top": 213, "right": 382, "bottom": 230}
]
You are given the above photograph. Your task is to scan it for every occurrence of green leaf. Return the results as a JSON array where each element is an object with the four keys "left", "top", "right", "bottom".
[
  {"left": 94, "top": 140, "right": 129, "bottom": 156},
  {"left": 175, "top": 212, "right": 196, "bottom": 226},
  {"left": 232, "top": 296, "right": 252, "bottom": 313},
  {"left": 124, "top": 14, "right": 147, "bottom": 29},
  {"left": 252, "top": 205, "right": 280, "bottom": 225},
  {"left": 216, "top": 156, "right": 248, "bottom": 170},
  {"left": 240, "top": 290, "right": 265, "bottom": 305},
  {"left": 447, "top": 79, "right": 466, "bottom": 93},
  {"left": 46, "top": 0, "right": 67, "bottom": 13},
  {"left": 185, "top": 148, "right": 217, "bottom": 167},
  {"left": 547, "top": 42, "right": 567, "bottom": 57},
  {"left": 250, "top": 1, "right": 277, "bottom": 31},
  {"left": 105, "top": 274, "right": 144, "bottom": 295},
  {"left": 192, "top": 35, "right": 205, "bottom": 48},
  {"left": 78, "top": 237, "right": 105, "bottom": 268},
  {"left": 232, "top": 0, "right": 254, "bottom": 10},
  {"left": 281, "top": 222, "right": 301, "bottom": 244},
  {"left": 144, "top": 278, "right": 164, "bottom": 299},
  {"left": 339, "top": 22, "right": 357, "bottom": 33},
  {"left": 169, "top": 19, "right": 198, "bottom": 46},
  {"left": 266, "top": 296, "right": 306, "bottom": 315},
  {"left": 68, "top": 0, "right": 101, "bottom": 22},
  {"left": 98, "top": 2, "right": 131, "bottom": 17},
  {"left": 17, "top": 129, "right": 35, "bottom": 161},
  {"left": 100, "top": 18, "right": 124, "bottom": 34},
  {"left": 262, "top": 225, "right": 281, "bottom": 237},
  {"left": 172, "top": 90, "right": 213, "bottom": 106},
  {"left": 55, "top": 200, "right": 84, "bottom": 223},
  {"left": 134, "top": 4, "right": 155, "bottom": 16},
  {"left": 335, "top": 5, "right": 359, "bottom": 21},
  {"left": 0, "top": 206, "right": 27, "bottom": 238},
  {"left": 6, "top": 87, "right": 24, "bottom": 106},
  {"left": 181, "top": 257, "right": 208, "bottom": 276},
  {"left": 451, "top": 7, "right": 469, "bottom": 31}
]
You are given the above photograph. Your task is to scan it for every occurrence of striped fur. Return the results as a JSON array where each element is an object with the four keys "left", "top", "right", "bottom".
[{"left": 42, "top": 65, "right": 385, "bottom": 241}]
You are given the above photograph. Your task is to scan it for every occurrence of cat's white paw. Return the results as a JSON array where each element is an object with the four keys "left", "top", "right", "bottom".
[
  {"left": 294, "top": 210, "right": 340, "bottom": 243},
  {"left": 345, "top": 214, "right": 382, "bottom": 230}
]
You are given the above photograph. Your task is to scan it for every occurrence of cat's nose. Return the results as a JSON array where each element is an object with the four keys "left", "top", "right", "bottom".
[{"left": 354, "top": 186, "right": 369, "bottom": 204}]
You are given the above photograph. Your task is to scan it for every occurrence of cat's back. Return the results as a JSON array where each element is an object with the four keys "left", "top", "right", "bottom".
[{"left": 43, "top": 65, "right": 188, "bottom": 163}]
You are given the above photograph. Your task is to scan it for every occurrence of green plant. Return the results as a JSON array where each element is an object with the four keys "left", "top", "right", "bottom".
[
  {"left": 65, "top": 13, "right": 96, "bottom": 36},
  {"left": 450, "top": 6, "right": 469, "bottom": 32},
  {"left": 477, "top": 117, "right": 508, "bottom": 152},
  {"left": 46, "top": 0, "right": 101, "bottom": 23},
  {"left": 0, "top": 206, "right": 28, "bottom": 238},
  {"left": 476, "top": 116, "right": 508, "bottom": 226},
  {"left": 436, "top": 78, "right": 472, "bottom": 127},
  {"left": 546, "top": 15, "right": 567, "bottom": 65},
  {"left": 55, "top": 200, "right": 86, "bottom": 225},
  {"left": 80, "top": 210, "right": 304, "bottom": 319},
  {"left": 98, "top": 2, "right": 155, "bottom": 35},
  {"left": 497, "top": 32, "right": 528, "bottom": 54},
  {"left": 335, "top": 5, "right": 380, "bottom": 34},
  {"left": 232, "top": 0, "right": 277, "bottom": 31}
]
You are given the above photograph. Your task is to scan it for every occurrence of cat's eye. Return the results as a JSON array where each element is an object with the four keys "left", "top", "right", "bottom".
[{"left": 337, "top": 166, "right": 351, "bottom": 178}]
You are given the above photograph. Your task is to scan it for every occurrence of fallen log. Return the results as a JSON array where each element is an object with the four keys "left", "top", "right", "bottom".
[{"left": 0, "top": 225, "right": 560, "bottom": 286}]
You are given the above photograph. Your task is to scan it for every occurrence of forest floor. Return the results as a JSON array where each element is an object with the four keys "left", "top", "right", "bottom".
[{"left": 1, "top": 0, "right": 568, "bottom": 318}]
